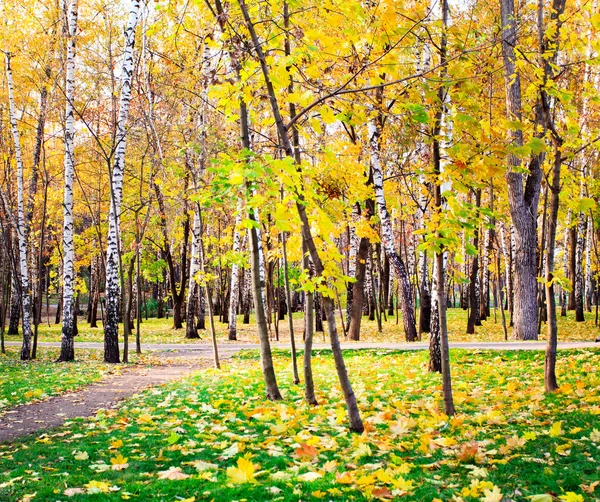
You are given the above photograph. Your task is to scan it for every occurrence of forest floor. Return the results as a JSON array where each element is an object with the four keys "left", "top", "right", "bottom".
[
  {"left": 1, "top": 311, "right": 600, "bottom": 500},
  {"left": 0, "top": 363, "right": 206, "bottom": 443},
  {"left": 1, "top": 348, "right": 599, "bottom": 501},
  {"left": 11, "top": 308, "right": 600, "bottom": 345}
]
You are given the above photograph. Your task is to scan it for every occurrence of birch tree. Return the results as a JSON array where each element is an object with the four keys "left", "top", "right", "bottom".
[
  {"left": 58, "top": 0, "right": 79, "bottom": 362},
  {"left": 104, "top": 0, "right": 141, "bottom": 363},
  {"left": 4, "top": 53, "right": 33, "bottom": 361}
]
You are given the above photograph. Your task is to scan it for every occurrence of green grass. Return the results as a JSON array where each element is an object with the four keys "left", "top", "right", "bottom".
[
  {"left": 12, "top": 307, "right": 600, "bottom": 347},
  {"left": 1, "top": 349, "right": 599, "bottom": 500},
  {"left": 0, "top": 348, "right": 115, "bottom": 412}
]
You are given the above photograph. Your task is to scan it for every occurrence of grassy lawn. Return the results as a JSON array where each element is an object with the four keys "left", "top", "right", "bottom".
[
  {"left": 0, "top": 348, "right": 181, "bottom": 413},
  {"left": 1, "top": 349, "right": 599, "bottom": 501},
  {"left": 0, "top": 348, "right": 115, "bottom": 412},
  {"left": 14, "top": 308, "right": 600, "bottom": 346}
]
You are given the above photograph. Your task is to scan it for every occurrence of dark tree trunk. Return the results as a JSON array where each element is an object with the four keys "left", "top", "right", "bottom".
[
  {"left": 348, "top": 236, "right": 369, "bottom": 341},
  {"left": 196, "top": 283, "right": 206, "bottom": 330},
  {"left": 8, "top": 279, "right": 20, "bottom": 335},
  {"left": 314, "top": 292, "right": 323, "bottom": 332},
  {"left": 186, "top": 283, "right": 199, "bottom": 338}
]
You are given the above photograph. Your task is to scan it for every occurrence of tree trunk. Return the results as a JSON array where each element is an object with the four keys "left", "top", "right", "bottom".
[
  {"left": 368, "top": 113, "right": 417, "bottom": 342},
  {"left": 186, "top": 212, "right": 201, "bottom": 339},
  {"left": 467, "top": 190, "right": 482, "bottom": 334},
  {"left": 104, "top": 1, "right": 141, "bottom": 363},
  {"left": 575, "top": 211, "right": 586, "bottom": 322},
  {"left": 228, "top": 211, "right": 242, "bottom": 340},
  {"left": 58, "top": 0, "right": 79, "bottom": 363},
  {"left": 5, "top": 54, "right": 33, "bottom": 360},
  {"left": 501, "top": 0, "right": 541, "bottom": 341},
  {"left": 8, "top": 278, "right": 19, "bottom": 335}
]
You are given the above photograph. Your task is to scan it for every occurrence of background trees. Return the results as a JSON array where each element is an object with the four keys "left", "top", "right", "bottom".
[{"left": 0, "top": 0, "right": 599, "bottom": 413}]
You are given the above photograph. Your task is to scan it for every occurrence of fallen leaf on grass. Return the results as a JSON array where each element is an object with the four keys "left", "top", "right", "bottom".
[
  {"left": 226, "top": 457, "right": 257, "bottom": 484},
  {"left": 64, "top": 488, "right": 85, "bottom": 497},
  {"left": 157, "top": 467, "right": 190, "bottom": 480}
]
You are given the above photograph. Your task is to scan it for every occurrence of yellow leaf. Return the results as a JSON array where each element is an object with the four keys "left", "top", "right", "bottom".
[
  {"left": 549, "top": 421, "right": 563, "bottom": 437},
  {"left": 110, "top": 439, "right": 124, "bottom": 449},
  {"left": 226, "top": 457, "right": 257, "bottom": 484},
  {"left": 137, "top": 413, "right": 153, "bottom": 425},
  {"left": 110, "top": 453, "right": 129, "bottom": 470},
  {"left": 558, "top": 493, "right": 584, "bottom": 502},
  {"left": 84, "top": 481, "right": 111, "bottom": 494},
  {"left": 73, "top": 451, "right": 88, "bottom": 461},
  {"left": 481, "top": 485, "right": 503, "bottom": 502}
]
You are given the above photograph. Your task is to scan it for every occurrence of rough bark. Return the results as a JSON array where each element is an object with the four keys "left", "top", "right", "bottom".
[
  {"left": 368, "top": 116, "right": 417, "bottom": 342},
  {"left": 104, "top": 0, "right": 141, "bottom": 363},
  {"left": 5, "top": 54, "right": 33, "bottom": 360},
  {"left": 501, "top": 0, "right": 541, "bottom": 340},
  {"left": 58, "top": 0, "right": 79, "bottom": 362}
]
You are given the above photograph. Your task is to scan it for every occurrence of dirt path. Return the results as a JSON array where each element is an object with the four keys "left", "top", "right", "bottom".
[{"left": 0, "top": 363, "right": 207, "bottom": 443}]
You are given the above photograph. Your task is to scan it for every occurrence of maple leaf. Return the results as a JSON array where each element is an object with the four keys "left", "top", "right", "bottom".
[
  {"left": 109, "top": 439, "right": 124, "bottom": 449},
  {"left": 298, "top": 471, "right": 322, "bottom": 482},
  {"left": 481, "top": 485, "right": 503, "bottom": 502},
  {"left": 372, "top": 487, "right": 393, "bottom": 499},
  {"left": 226, "top": 457, "right": 257, "bottom": 484},
  {"left": 73, "top": 450, "right": 89, "bottom": 461},
  {"left": 110, "top": 453, "right": 129, "bottom": 471},
  {"left": 581, "top": 481, "right": 599, "bottom": 494},
  {"left": 84, "top": 480, "right": 111, "bottom": 494},
  {"left": 64, "top": 487, "right": 85, "bottom": 496},
  {"left": 527, "top": 495, "right": 553, "bottom": 502},
  {"left": 157, "top": 467, "right": 190, "bottom": 480},
  {"left": 295, "top": 443, "right": 318, "bottom": 459},
  {"left": 137, "top": 413, "right": 154, "bottom": 425},
  {"left": 589, "top": 429, "right": 600, "bottom": 442},
  {"left": 390, "top": 417, "right": 416, "bottom": 436}
]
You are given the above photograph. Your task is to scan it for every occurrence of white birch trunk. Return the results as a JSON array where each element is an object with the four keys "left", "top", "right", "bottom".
[
  {"left": 186, "top": 211, "right": 202, "bottom": 338},
  {"left": 104, "top": 0, "right": 141, "bottom": 363},
  {"left": 228, "top": 208, "right": 242, "bottom": 340},
  {"left": 59, "top": 0, "right": 79, "bottom": 362},
  {"left": 5, "top": 53, "right": 33, "bottom": 360},
  {"left": 368, "top": 118, "right": 417, "bottom": 341}
]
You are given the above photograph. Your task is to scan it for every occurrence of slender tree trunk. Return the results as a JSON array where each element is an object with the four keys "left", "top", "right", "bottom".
[
  {"left": 8, "top": 277, "right": 19, "bottom": 335},
  {"left": 104, "top": 0, "right": 141, "bottom": 363},
  {"left": 186, "top": 212, "right": 201, "bottom": 339},
  {"left": 5, "top": 54, "right": 33, "bottom": 360},
  {"left": 58, "top": 0, "right": 79, "bottom": 362},
  {"left": 368, "top": 108, "right": 417, "bottom": 342},
  {"left": 228, "top": 210, "right": 242, "bottom": 340},
  {"left": 575, "top": 211, "right": 586, "bottom": 322},
  {"left": 467, "top": 190, "right": 482, "bottom": 334},
  {"left": 239, "top": 0, "right": 363, "bottom": 430}
]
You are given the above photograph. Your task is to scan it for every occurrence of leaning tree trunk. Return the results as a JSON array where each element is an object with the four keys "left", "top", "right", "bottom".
[
  {"left": 5, "top": 54, "right": 33, "bottom": 360},
  {"left": 368, "top": 115, "right": 417, "bottom": 342},
  {"left": 104, "top": 0, "right": 141, "bottom": 363},
  {"left": 58, "top": 0, "right": 79, "bottom": 362},
  {"left": 239, "top": 0, "right": 363, "bottom": 431}
]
